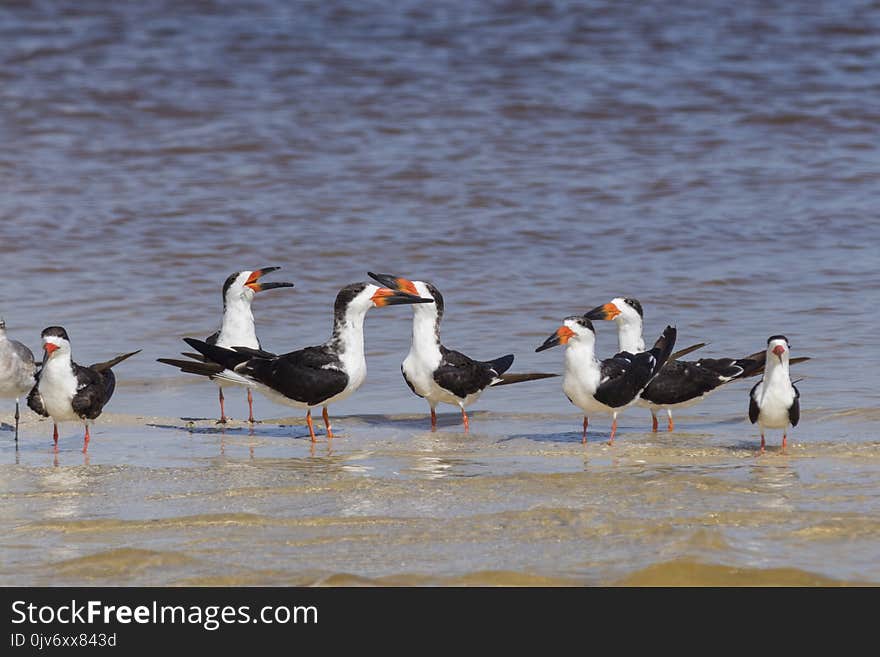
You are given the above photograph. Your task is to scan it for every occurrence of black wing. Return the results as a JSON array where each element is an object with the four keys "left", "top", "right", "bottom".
[
  {"left": 748, "top": 381, "right": 760, "bottom": 424},
  {"left": 240, "top": 345, "right": 348, "bottom": 406},
  {"left": 594, "top": 351, "right": 657, "bottom": 408},
  {"left": 432, "top": 346, "right": 512, "bottom": 399},
  {"left": 26, "top": 383, "right": 48, "bottom": 417},
  {"left": 71, "top": 363, "right": 112, "bottom": 420},
  {"left": 642, "top": 360, "right": 717, "bottom": 405},
  {"left": 643, "top": 356, "right": 750, "bottom": 406},
  {"left": 789, "top": 384, "right": 800, "bottom": 427},
  {"left": 725, "top": 351, "right": 766, "bottom": 379}
]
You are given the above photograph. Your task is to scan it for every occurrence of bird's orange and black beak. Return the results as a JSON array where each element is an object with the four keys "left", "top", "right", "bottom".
[
  {"left": 367, "top": 272, "right": 421, "bottom": 297},
  {"left": 371, "top": 287, "right": 433, "bottom": 307},
  {"left": 536, "top": 326, "right": 575, "bottom": 352},
  {"left": 245, "top": 267, "right": 295, "bottom": 292},
  {"left": 42, "top": 342, "right": 59, "bottom": 362},
  {"left": 584, "top": 302, "right": 620, "bottom": 321}
]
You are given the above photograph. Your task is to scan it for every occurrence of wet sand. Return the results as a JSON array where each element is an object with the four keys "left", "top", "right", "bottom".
[{"left": 2, "top": 403, "right": 877, "bottom": 586}]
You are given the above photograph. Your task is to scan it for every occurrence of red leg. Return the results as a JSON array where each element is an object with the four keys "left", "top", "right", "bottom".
[
  {"left": 667, "top": 410, "right": 674, "bottom": 432},
  {"left": 608, "top": 416, "right": 617, "bottom": 445},
  {"left": 82, "top": 425, "right": 90, "bottom": 453},
  {"left": 53, "top": 423, "right": 59, "bottom": 450},
  {"left": 430, "top": 407, "right": 437, "bottom": 431},
  {"left": 217, "top": 388, "right": 228, "bottom": 424},
  {"left": 782, "top": 432, "right": 787, "bottom": 451},
  {"left": 322, "top": 406, "right": 334, "bottom": 439},
  {"left": 651, "top": 412, "right": 658, "bottom": 433},
  {"left": 461, "top": 407, "right": 469, "bottom": 433},
  {"left": 247, "top": 388, "right": 255, "bottom": 424},
  {"left": 306, "top": 410, "right": 317, "bottom": 443},
  {"left": 759, "top": 433, "right": 765, "bottom": 454},
  {"left": 582, "top": 416, "right": 589, "bottom": 445}
]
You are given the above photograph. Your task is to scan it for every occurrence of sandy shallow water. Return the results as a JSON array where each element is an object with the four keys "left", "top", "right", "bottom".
[{"left": 2, "top": 389, "right": 877, "bottom": 586}]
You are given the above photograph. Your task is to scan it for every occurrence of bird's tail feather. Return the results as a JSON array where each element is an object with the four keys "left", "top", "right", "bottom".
[
  {"left": 157, "top": 357, "right": 224, "bottom": 378},
  {"left": 491, "top": 372, "right": 558, "bottom": 387},
  {"left": 669, "top": 342, "right": 706, "bottom": 361},
  {"left": 90, "top": 350, "right": 141, "bottom": 373},
  {"left": 184, "top": 338, "right": 252, "bottom": 371}
]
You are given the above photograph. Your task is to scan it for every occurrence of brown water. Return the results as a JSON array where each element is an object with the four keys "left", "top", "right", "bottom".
[{"left": 1, "top": 0, "right": 878, "bottom": 585}]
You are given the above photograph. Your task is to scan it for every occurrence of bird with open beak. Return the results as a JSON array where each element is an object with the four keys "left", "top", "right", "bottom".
[
  {"left": 368, "top": 272, "right": 556, "bottom": 432},
  {"left": 536, "top": 315, "right": 676, "bottom": 444},
  {"left": 181, "top": 282, "right": 432, "bottom": 442},
  {"left": 158, "top": 267, "right": 294, "bottom": 423},
  {"left": 748, "top": 335, "right": 801, "bottom": 453}
]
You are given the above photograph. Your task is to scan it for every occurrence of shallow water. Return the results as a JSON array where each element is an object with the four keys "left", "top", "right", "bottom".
[
  {"left": 2, "top": 410, "right": 878, "bottom": 585},
  {"left": 0, "top": 0, "right": 878, "bottom": 585}
]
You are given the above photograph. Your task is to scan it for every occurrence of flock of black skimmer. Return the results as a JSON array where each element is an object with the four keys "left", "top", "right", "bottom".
[{"left": 0, "top": 268, "right": 807, "bottom": 454}]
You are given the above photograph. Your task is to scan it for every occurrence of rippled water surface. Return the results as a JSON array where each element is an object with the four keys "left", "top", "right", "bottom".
[{"left": 0, "top": 0, "right": 878, "bottom": 585}]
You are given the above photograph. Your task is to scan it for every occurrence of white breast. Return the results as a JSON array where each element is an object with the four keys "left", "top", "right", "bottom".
[
  {"left": 756, "top": 380, "right": 796, "bottom": 429},
  {"left": 336, "top": 352, "right": 366, "bottom": 403},
  {"left": 403, "top": 349, "right": 442, "bottom": 399},
  {"left": 562, "top": 345, "right": 607, "bottom": 414},
  {"left": 38, "top": 360, "right": 81, "bottom": 422}
]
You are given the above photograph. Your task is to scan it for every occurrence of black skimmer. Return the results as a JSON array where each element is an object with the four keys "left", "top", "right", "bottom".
[
  {"left": 157, "top": 267, "right": 293, "bottom": 423},
  {"left": 536, "top": 316, "right": 676, "bottom": 444},
  {"left": 585, "top": 297, "right": 809, "bottom": 432},
  {"left": 368, "top": 272, "right": 556, "bottom": 432},
  {"left": 0, "top": 318, "right": 36, "bottom": 443},
  {"left": 181, "top": 282, "right": 432, "bottom": 442},
  {"left": 749, "top": 335, "right": 800, "bottom": 453},
  {"left": 26, "top": 327, "right": 140, "bottom": 452}
]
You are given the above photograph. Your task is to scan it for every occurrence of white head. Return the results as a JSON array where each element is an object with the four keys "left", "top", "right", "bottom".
[
  {"left": 536, "top": 316, "right": 597, "bottom": 352},
  {"left": 583, "top": 297, "right": 644, "bottom": 352},
  {"left": 41, "top": 326, "right": 72, "bottom": 361},
  {"left": 366, "top": 274, "right": 442, "bottom": 318},
  {"left": 333, "top": 282, "right": 433, "bottom": 323},
  {"left": 766, "top": 335, "right": 791, "bottom": 364},
  {"left": 221, "top": 267, "right": 294, "bottom": 309},
  {"left": 585, "top": 297, "right": 643, "bottom": 327}
]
